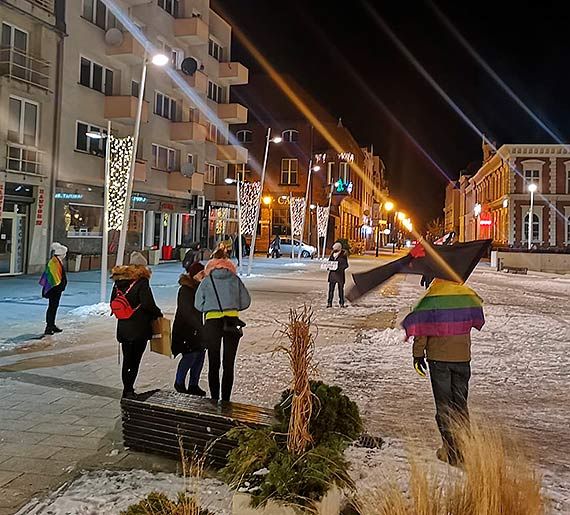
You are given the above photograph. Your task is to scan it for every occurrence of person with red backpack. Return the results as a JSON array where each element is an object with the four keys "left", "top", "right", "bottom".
[{"left": 111, "top": 251, "right": 163, "bottom": 398}]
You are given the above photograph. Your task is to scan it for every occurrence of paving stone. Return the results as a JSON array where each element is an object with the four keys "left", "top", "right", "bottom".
[
  {"left": 72, "top": 416, "right": 119, "bottom": 428},
  {"left": 0, "top": 470, "right": 23, "bottom": 488},
  {"left": 0, "top": 487, "right": 28, "bottom": 508},
  {"left": 19, "top": 412, "right": 82, "bottom": 425},
  {"left": 27, "top": 423, "right": 98, "bottom": 437},
  {"left": 0, "top": 443, "right": 62, "bottom": 459},
  {"left": 0, "top": 430, "right": 51, "bottom": 445},
  {"left": 40, "top": 434, "right": 106, "bottom": 450},
  {"left": 0, "top": 457, "right": 70, "bottom": 477},
  {"left": 0, "top": 410, "right": 27, "bottom": 421},
  {"left": 0, "top": 419, "right": 39, "bottom": 432},
  {"left": 2, "top": 473, "right": 61, "bottom": 496},
  {"left": 47, "top": 446, "right": 96, "bottom": 463},
  {"left": 9, "top": 401, "right": 71, "bottom": 414}
]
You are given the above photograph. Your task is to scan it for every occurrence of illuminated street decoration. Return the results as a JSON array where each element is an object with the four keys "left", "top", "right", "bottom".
[
  {"left": 215, "top": 207, "right": 229, "bottom": 235},
  {"left": 337, "top": 152, "right": 354, "bottom": 162},
  {"left": 335, "top": 178, "right": 353, "bottom": 194},
  {"left": 290, "top": 197, "right": 306, "bottom": 236},
  {"left": 317, "top": 205, "right": 329, "bottom": 237},
  {"left": 314, "top": 153, "right": 327, "bottom": 164},
  {"left": 108, "top": 135, "right": 134, "bottom": 231},
  {"left": 239, "top": 181, "right": 261, "bottom": 235}
]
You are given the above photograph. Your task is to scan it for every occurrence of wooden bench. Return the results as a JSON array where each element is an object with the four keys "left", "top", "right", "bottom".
[
  {"left": 502, "top": 266, "right": 528, "bottom": 275},
  {"left": 121, "top": 390, "right": 275, "bottom": 468}
]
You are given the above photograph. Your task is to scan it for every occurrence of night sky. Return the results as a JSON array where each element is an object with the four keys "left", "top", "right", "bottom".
[{"left": 215, "top": 0, "right": 570, "bottom": 228}]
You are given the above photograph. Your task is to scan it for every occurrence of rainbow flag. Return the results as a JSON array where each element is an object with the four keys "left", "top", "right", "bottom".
[
  {"left": 39, "top": 257, "right": 63, "bottom": 296},
  {"left": 402, "top": 279, "right": 485, "bottom": 340}
]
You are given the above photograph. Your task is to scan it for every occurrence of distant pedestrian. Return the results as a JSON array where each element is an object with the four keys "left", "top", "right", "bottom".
[
  {"left": 233, "top": 233, "right": 248, "bottom": 266},
  {"left": 111, "top": 251, "right": 163, "bottom": 398},
  {"left": 327, "top": 242, "right": 349, "bottom": 308},
  {"left": 39, "top": 242, "right": 68, "bottom": 335},
  {"left": 195, "top": 248, "right": 251, "bottom": 402},
  {"left": 182, "top": 242, "right": 202, "bottom": 271},
  {"left": 269, "top": 234, "right": 281, "bottom": 258},
  {"left": 172, "top": 261, "right": 207, "bottom": 396}
]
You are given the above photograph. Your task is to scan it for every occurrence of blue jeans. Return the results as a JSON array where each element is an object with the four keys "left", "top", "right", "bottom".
[{"left": 175, "top": 350, "right": 206, "bottom": 386}]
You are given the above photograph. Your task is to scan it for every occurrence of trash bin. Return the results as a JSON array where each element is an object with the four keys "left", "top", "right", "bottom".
[
  {"left": 148, "top": 249, "right": 160, "bottom": 266},
  {"left": 162, "top": 245, "right": 173, "bottom": 260},
  {"left": 67, "top": 253, "right": 82, "bottom": 273}
]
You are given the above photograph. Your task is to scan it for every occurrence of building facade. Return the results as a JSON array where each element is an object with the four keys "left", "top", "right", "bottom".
[
  {"left": 54, "top": 0, "right": 248, "bottom": 262},
  {"left": 446, "top": 143, "right": 570, "bottom": 248},
  {"left": 0, "top": 0, "right": 65, "bottom": 274}
]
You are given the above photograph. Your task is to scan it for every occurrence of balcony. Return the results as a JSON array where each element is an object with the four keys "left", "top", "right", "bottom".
[
  {"left": 217, "top": 103, "right": 248, "bottom": 124},
  {"left": 104, "top": 96, "right": 149, "bottom": 124},
  {"left": 173, "top": 70, "right": 208, "bottom": 95},
  {"left": 121, "top": 0, "right": 148, "bottom": 5},
  {"left": 168, "top": 171, "right": 204, "bottom": 193},
  {"left": 170, "top": 122, "right": 208, "bottom": 143},
  {"left": 217, "top": 144, "right": 248, "bottom": 164},
  {"left": 134, "top": 159, "right": 148, "bottom": 182},
  {"left": 0, "top": 47, "right": 51, "bottom": 92},
  {"left": 6, "top": 143, "right": 45, "bottom": 175},
  {"left": 31, "top": 0, "right": 54, "bottom": 12},
  {"left": 174, "top": 17, "right": 209, "bottom": 45},
  {"left": 105, "top": 33, "right": 145, "bottom": 65},
  {"left": 218, "top": 62, "right": 248, "bottom": 85}
]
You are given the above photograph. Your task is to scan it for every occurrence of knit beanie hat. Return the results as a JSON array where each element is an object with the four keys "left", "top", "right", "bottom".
[
  {"left": 332, "top": 242, "right": 342, "bottom": 252},
  {"left": 129, "top": 251, "right": 148, "bottom": 266},
  {"left": 51, "top": 242, "right": 68, "bottom": 257},
  {"left": 186, "top": 261, "right": 205, "bottom": 277}
]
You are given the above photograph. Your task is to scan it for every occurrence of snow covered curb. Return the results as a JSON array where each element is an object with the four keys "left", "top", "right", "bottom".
[{"left": 69, "top": 302, "right": 111, "bottom": 317}]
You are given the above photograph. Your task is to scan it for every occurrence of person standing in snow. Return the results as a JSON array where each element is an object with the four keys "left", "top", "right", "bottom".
[
  {"left": 111, "top": 251, "right": 163, "bottom": 398},
  {"left": 39, "top": 242, "right": 68, "bottom": 335},
  {"left": 194, "top": 248, "right": 250, "bottom": 402},
  {"left": 269, "top": 234, "right": 281, "bottom": 258},
  {"left": 327, "top": 241, "right": 349, "bottom": 308},
  {"left": 172, "top": 261, "right": 207, "bottom": 396}
]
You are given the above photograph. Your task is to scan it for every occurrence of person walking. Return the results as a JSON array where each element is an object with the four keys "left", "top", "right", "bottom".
[
  {"left": 111, "top": 251, "right": 163, "bottom": 398},
  {"left": 39, "top": 242, "right": 68, "bottom": 335},
  {"left": 172, "top": 261, "right": 207, "bottom": 396},
  {"left": 327, "top": 242, "right": 349, "bottom": 308},
  {"left": 269, "top": 234, "right": 281, "bottom": 258},
  {"left": 195, "top": 248, "right": 251, "bottom": 402}
]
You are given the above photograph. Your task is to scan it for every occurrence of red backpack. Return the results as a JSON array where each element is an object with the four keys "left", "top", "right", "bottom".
[{"left": 110, "top": 281, "right": 140, "bottom": 320}]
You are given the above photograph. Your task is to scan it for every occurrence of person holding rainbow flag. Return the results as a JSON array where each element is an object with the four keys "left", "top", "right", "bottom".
[{"left": 39, "top": 242, "right": 68, "bottom": 336}]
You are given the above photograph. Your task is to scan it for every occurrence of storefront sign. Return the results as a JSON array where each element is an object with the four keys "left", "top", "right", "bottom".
[
  {"left": 55, "top": 193, "right": 84, "bottom": 200},
  {"left": 0, "top": 182, "right": 4, "bottom": 221},
  {"left": 132, "top": 195, "right": 147, "bottom": 203},
  {"left": 36, "top": 188, "right": 45, "bottom": 226},
  {"left": 160, "top": 202, "right": 175, "bottom": 211}
]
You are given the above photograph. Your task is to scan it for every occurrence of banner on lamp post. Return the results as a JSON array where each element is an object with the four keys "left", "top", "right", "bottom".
[
  {"left": 108, "top": 135, "right": 134, "bottom": 231},
  {"left": 316, "top": 205, "right": 329, "bottom": 238},
  {"left": 290, "top": 197, "right": 305, "bottom": 236},
  {"left": 0, "top": 181, "right": 4, "bottom": 222},
  {"left": 239, "top": 181, "right": 261, "bottom": 236}
]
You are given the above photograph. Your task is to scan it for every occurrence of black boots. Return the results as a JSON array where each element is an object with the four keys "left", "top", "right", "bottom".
[
  {"left": 44, "top": 326, "right": 63, "bottom": 336},
  {"left": 174, "top": 383, "right": 186, "bottom": 393},
  {"left": 187, "top": 385, "right": 207, "bottom": 397}
]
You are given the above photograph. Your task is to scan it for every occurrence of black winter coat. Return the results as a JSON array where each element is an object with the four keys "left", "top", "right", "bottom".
[
  {"left": 172, "top": 274, "right": 205, "bottom": 356},
  {"left": 110, "top": 265, "right": 163, "bottom": 343},
  {"left": 328, "top": 250, "right": 349, "bottom": 284}
]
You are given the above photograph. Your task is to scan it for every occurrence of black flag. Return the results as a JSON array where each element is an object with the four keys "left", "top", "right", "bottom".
[{"left": 346, "top": 239, "right": 492, "bottom": 302}]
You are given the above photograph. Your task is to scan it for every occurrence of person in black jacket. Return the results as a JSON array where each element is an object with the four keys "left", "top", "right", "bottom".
[
  {"left": 40, "top": 242, "right": 68, "bottom": 335},
  {"left": 327, "top": 242, "right": 349, "bottom": 308},
  {"left": 172, "top": 261, "right": 207, "bottom": 395},
  {"left": 111, "top": 252, "right": 163, "bottom": 398}
]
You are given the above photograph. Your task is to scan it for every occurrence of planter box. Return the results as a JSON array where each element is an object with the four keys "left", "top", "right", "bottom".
[
  {"left": 79, "top": 255, "right": 91, "bottom": 272},
  {"left": 232, "top": 488, "right": 341, "bottom": 515},
  {"left": 67, "top": 254, "right": 82, "bottom": 273},
  {"left": 90, "top": 255, "right": 102, "bottom": 270},
  {"left": 148, "top": 249, "right": 160, "bottom": 266}
]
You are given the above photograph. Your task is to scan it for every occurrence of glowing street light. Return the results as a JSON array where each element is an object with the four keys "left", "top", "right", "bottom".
[
  {"left": 397, "top": 212, "right": 407, "bottom": 221},
  {"left": 384, "top": 201, "right": 394, "bottom": 211},
  {"left": 262, "top": 196, "right": 272, "bottom": 205},
  {"left": 151, "top": 53, "right": 169, "bottom": 66}
]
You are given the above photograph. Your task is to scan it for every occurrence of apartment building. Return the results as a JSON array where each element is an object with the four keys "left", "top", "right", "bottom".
[
  {"left": 54, "top": 0, "right": 248, "bottom": 258},
  {"left": 0, "top": 0, "right": 64, "bottom": 275},
  {"left": 446, "top": 140, "right": 570, "bottom": 248}
]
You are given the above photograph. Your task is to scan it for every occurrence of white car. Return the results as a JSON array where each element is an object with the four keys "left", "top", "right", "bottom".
[{"left": 269, "top": 238, "right": 317, "bottom": 258}]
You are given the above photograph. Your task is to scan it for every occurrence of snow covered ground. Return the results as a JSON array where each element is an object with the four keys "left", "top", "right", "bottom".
[{"left": 5, "top": 260, "right": 570, "bottom": 513}]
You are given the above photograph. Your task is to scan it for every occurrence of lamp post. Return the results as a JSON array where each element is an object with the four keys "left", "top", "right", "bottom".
[
  {"left": 247, "top": 128, "right": 281, "bottom": 276},
  {"left": 116, "top": 51, "right": 168, "bottom": 267},
  {"left": 377, "top": 200, "right": 394, "bottom": 257},
  {"left": 321, "top": 182, "right": 335, "bottom": 259},
  {"left": 298, "top": 160, "right": 320, "bottom": 260},
  {"left": 528, "top": 183, "right": 537, "bottom": 250}
]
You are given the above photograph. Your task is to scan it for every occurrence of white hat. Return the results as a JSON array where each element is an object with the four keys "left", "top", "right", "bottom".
[
  {"left": 129, "top": 251, "right": 148, "bottom": 266},
  {"left": 332, "top": 242, "right": 342, "bottom": 251},
  {"left": 51, "top": 242, "right": 68, "bottom": 256}
]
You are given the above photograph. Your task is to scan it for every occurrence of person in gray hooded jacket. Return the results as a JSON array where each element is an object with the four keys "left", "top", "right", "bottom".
[{"left": 194, "top": 248, "right": 251, "bottom": 401}]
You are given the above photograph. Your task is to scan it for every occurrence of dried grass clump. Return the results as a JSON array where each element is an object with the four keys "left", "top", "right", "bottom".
[
  {"left": 358, "top": 422, "right": 545, "bottom": 515},
  {"left": 275, "top": 305, "right": 318, "bottom": 456}
]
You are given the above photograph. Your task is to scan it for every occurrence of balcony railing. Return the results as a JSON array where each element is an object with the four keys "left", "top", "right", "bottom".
[
  {"left": 31, "top": 0, "right": 54, "bottom": 12},
  {"left": 6, "top": 143, "right": 45, "bottom": 175},
  {"left": 0, "top": 47, "right": 51, "bottom": 92}
]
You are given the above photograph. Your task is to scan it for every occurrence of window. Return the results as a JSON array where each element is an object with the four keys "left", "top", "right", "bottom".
[
  {"left": 171, "top": 48, "right": 184, "bottom": 69},
  {"left": 339, "top": 162, "right": 349, "bottom": 182},
  {"left": 205, "top": 163, "right": 219, "bottom": 184},
  {"left": 1, "top": 22, "right": 28, "bottom": 52},
  {"left": 233, "top": 163, "right": 247, "bottom": 182},
  {"left": 282, "top": 129, "right": 298, "bottom": 143},
  {"left": 151, "top": 143, "right": 179, "bottom": 171},
  {"left": 8, "top": 96, "right": 38, "bottom": 146},
  {"left": 207, "top": 80, "right": 223, "bottom": 103},
  {"left": 281, "top": 158, "right": 298, "bottom": 185},
  {"left": 236, "top": 130, "right": 252, "bottom": 143},
  {"left": 187, "top": 154, "right": 194, "bottom": 165},
  {"left": 75, "top": 121, "right": 107, "bottom": 156},
  {"left": 158, "top": 0, "right": 179, "bottom": 17},
  {"left": 154, "top": 91, "right": 177, "bottom": 120},
  {"left": 524, "top": 169, "right": 540, "bottom": 188},
  {"left": 327, "top": 162, "right": 334, "bottom": 184},
  {"left": 566, "top": 215, "right": 570, "bottom": 244},
  {"left": 82, "top": 0, "right": 117, "bottom": 30},
  {"left": 523, "top": 213, "right": 540, "bottom": 243},
  {"left": 79, "top": 57, "right": 113, "bottom": 95},
  {"left": 566, "top": 169, "right": 570, "bottom": 194},
  {"left": 131, "top": 80, "right": 140, "bottom": 98},
  {"left": 207, "top": 123, "right": 219, "bottom": 143},
  {"left": 208, "top": 38, "right": 223, "bottom": 61},
  {"left": 65, "top": 203, "right": 103, "bottom": 238}
]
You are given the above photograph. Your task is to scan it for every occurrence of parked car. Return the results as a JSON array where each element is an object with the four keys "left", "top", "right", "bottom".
[{"left": 268, "top": 238, "right": 317, "bottom": 258}]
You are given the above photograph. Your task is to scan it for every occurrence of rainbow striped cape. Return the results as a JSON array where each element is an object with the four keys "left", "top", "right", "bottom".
[
  {"left": 39, "top": 257, "right": 63, "bottom": 296},
  {"left": 402, "top": 279, "right": 484, "bottom": 340}
]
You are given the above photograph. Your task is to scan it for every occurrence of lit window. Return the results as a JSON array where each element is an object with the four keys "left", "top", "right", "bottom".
[
  {"left": 79, "top": 56, "right": 113, "bottom": 95},
  {"left": 282, "top": 129, "right": 298, "bottom": 142},
  {"left": 281, "top": 158, "right": 298, "bottom": 185},
  {"left": 65, "top": 203, "right": 103, "bottom": 238},
  {"left": 339, "top": 162, "right": 349, "bottom": 182},
  {"left": 236, "top": 130, "right": 252, "bottom": 143},
  {"left": 234, "top": 163, "right": 247, "bottom": 182},
  {"left": 327, "top": 162, "right": 334, "bottom": 184}
]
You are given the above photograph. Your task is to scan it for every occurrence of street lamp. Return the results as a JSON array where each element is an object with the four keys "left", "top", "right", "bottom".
[
  {"left": 298, "top": 160, "right": 321, "bottom": 259},
  {"left": 116, "top": 51, "right": 168, "bottom": 267},
  {"left": 247, "top": 128, "right": 281, "bottom": 275},
  {"left": 528, "top": 183, "right": 537, "bottom": 250}
]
